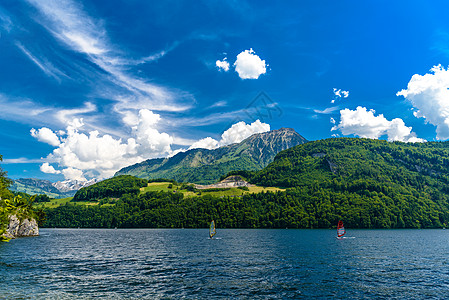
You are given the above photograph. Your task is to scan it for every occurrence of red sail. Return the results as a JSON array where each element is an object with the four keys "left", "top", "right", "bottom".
[{"left": 337, "top": 220, "right": 346, "bottom": 237}]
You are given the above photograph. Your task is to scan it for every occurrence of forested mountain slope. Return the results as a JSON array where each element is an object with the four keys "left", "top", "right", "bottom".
[{"left": 242, "top": 138, "right": 449, "bottom": 228}]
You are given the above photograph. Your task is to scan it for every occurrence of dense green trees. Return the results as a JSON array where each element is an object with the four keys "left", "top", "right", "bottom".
[
  {"left": 73, "top": 175, "right": 147, "bottom": 201},
  {"left": 0, "top": 155, "right": 13, "bottom": 201},
  {"left": 43, "top": 187, "right": 444, "bottom": 229},
  {"left": 0, "top": 155, "right": 14, "bottom": 241}
]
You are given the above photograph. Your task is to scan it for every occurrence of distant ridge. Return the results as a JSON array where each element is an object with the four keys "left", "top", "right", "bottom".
[
  {"left": 10, "top": 178, "right": 98, "bottom": 198},
  {"left": 115, "top": 128, "right": 308, "bottom": 184}
]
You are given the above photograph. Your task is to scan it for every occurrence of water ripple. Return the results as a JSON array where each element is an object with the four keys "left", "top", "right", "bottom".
[{"left": 1, "top": 229, "right": 449, "bottom": 298}]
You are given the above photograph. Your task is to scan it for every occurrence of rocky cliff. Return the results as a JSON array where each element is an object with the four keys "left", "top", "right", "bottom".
[{"left": 3, "top": 214, "right": 39, "bottom": 239}]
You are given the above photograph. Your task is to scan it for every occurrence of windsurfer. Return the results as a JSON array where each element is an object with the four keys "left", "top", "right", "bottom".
[{"left": 209, "top": 220, "right": 216, "bottom": 239}]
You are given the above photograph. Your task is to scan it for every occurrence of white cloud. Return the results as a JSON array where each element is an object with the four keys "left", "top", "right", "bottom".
[
  {"left": 397, "top": 64, "right": 449, "bottom": 140},
  {"left": 62, "top": 167, "right": 86, "bottom": 181},
  {"left": 220, "top": 119, "right": 270, "bottom": 146},
  {"left": 314, "top": 106, "right": 340, "bottom": 114},
  {"left": 15, "top": 42, "right": 68, "bottom": 81},
  {"left": 133, "top": 109, "right": 173, "bottom": 155},
  {"left": 2, "top": 157, "right": 43, "bottom": 164},
  {"left": 209, "top": 101, "right": 227, "bottom": 109},
  {"left": 0, "top": 94, "right": 52, "bottom": 123},
  {"left": 331, "top": 88, "right": 349, "bottom": 103},
  {"left": 62, "top": 31, "right": 106, "bottom": 55},
  {"left": 332, "top": 106, "right": 425, "bottom": 143},
  {"left": 0, "top": 11, "right": 13, "bottom": 32},
  {"left": 334, "top": 88, "right": 349, "bottom": 98},
  {"left": 187, "top": 119, "right": 270, "bottom": 151},
  {"left": 55, "top": 102, "right": 97, "bottom": 126},
  {"left": 47, "top": 121, "right": 140, "bottom": 179},
  {"left": 25, "top": 0, "right": 107, "bottom": 55},
  {"left": 216, "top": 58, "right": 230, "bottom": 72},
  {"left": 234, "top": 49, "right": 267, "bottom": 79},
  {"left": 25, "top": 0, "right": 193, "bottom": 127},
  {"left": 40, "top": 162, "right": 61, "bottom": 174},
  {"left": 35, "top": 109, "right": 174, "bottom": 180},
  {"left": 167, "top": 148, "right": 187, "bottom": 158},
  {"left": 330, "top": 117, "right": 336, "bottom": 124},
  {"left": 30, "top": 127, "right": 60, "bottom": 146},
  {"left": 189, "top": 137, "right": 219, "bottom": 150}
]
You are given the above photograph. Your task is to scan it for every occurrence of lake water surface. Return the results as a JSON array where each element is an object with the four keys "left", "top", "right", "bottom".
[{"left": 1, "top": 228, "right": 449, "bottom": 299}]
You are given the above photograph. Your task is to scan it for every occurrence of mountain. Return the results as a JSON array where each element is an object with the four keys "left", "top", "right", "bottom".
[
  {"left": 10, "top": 178, "right": 98, "bottom": 198},
  {"left": 53, "top": 179, "right": 98, "bottom": 193},
  {"left": 115, "top": 128, "right": 308, "bottom": 184}
]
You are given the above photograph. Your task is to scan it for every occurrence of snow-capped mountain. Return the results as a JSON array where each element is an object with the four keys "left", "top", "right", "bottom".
[
  {"left": 11, "top": 178, "right": 99, "bottom": 198},
  {"left": 52, "top": 179, "right": 99, "bottom": 193}
]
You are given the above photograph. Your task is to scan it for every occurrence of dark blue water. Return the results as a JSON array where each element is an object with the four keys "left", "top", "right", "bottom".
[{"left": 1, "top": 229, "right": 449, "bottom": 299}]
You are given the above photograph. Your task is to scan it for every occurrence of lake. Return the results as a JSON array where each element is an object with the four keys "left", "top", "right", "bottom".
[{"left": 1, "top": 228, "right": 448, "bottom": 299}]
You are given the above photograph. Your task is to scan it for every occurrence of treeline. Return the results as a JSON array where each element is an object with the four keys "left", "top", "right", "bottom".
[
  {"left": 0, "top": 154, "right": 14, "bottom": 241},
  {"left": 250, "top": 138, "right": 449, "bottom": 188},
  {"left": 43, "top": 186, "right": 445, "bottom": 229},
  {"left": 73, "top": 175, "right": 148, "bottom": 201}
]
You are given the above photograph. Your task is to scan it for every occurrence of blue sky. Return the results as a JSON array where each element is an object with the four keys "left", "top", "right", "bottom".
[{"left": 1, "top": 0, "right": 449, "bottom": 181}]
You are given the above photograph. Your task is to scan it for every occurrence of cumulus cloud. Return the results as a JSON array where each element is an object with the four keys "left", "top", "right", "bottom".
[
  {"left": 220, "top": 119, "right": 270, "bottom": 145},
  {"left": 332, "top": 106, "right": 425, "bottom": 143},
  {"left": 234, "top": 49, "right": 267, "bottom": 79},
  {"left": 30, "top": 127, "right": 60, "bottom": 146},
  {"left": 189, "top": 137, "right": 219, "bottom": 150},
  {"left": 62, "top": 167, "right": 86, "bottom": 181},
  {"left": 34, "top": 109, "right": 174, "bottom": 180},
  {"left": 133, "top": 109, "right": 173, "bottom": 155},
  {"left": 187, "top": 119, "right": 270, "bottom": 151},
  {"left": 40, "top": 162, "right": 61, "bottom": 174},
  {"left": 216, "top": 58, "right": 230, "bottom": 72},
  {"left": 397, "top": 64, "right": 449, "bottom": 140}
]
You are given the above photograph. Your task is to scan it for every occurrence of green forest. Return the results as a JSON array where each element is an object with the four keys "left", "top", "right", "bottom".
[
  {"left": 5, "top": 137, "right": 449, "bottom": 231},
  {"left": 72, "top": 175, "right": 148, "bottom": 201}
]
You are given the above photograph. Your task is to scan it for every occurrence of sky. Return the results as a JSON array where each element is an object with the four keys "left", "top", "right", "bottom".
[{"left": 1, "top": 1, "right": 449, "bottom": 181}]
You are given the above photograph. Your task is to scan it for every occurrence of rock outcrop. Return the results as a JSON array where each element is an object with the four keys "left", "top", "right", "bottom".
[{"left": 4, "top": 214, "right": 39, "bottom": 239}]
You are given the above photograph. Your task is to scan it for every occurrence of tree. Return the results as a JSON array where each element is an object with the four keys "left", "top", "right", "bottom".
[
  {"left": 0, "top": 155, "right": 13, "bottom": 200},
  {"left": 0, "top": 155, "right": 14, "bottom": 241}
]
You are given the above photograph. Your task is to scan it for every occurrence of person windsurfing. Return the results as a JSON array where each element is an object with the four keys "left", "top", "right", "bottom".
[
  {"left": 209, "top": 220, "right": 216, "bottom": 239},
  {"left": 337, "top": 220, "right": 346, "bottom": 239}
]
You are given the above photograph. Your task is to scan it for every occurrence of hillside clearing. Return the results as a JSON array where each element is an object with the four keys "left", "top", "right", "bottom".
[{"left": 141, "top": 182, "right": 284, "bottom": 197}]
